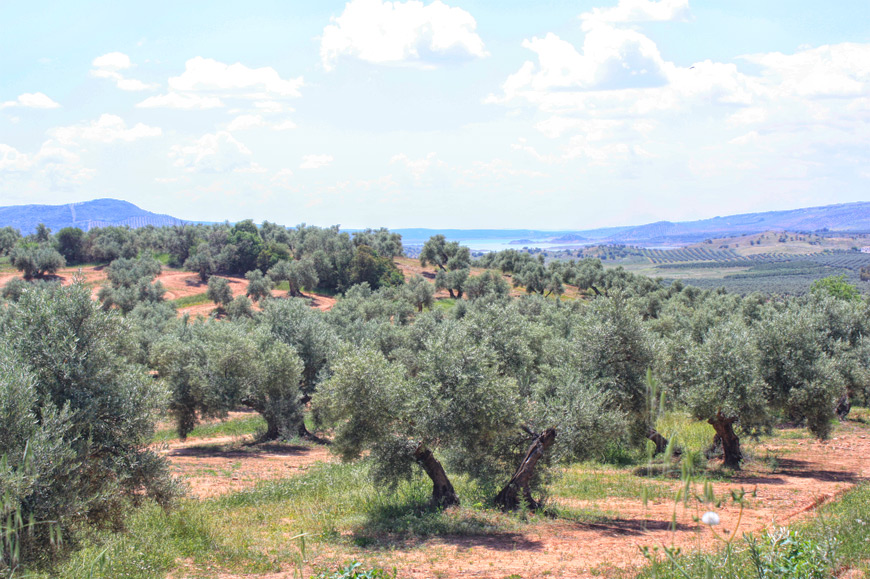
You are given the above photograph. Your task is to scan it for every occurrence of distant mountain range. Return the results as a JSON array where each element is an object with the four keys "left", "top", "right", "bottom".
[
  {"left": 397, "top": 202, "right": 870, "bottom": 247},
  {"left": 2, "top": 198, "right": 870, "bottom": 247},
  {"left": 0, "top": 199, "right": 187, "bottom": 234}
]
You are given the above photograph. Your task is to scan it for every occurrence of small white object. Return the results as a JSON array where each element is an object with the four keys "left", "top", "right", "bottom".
[{"left": 701, "top": 511, "right": 720, "bottom": 526}]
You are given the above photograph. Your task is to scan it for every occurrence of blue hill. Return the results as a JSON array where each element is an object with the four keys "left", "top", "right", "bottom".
[{"left": 0, "top": 198, "right": 187, "bottom": 235}]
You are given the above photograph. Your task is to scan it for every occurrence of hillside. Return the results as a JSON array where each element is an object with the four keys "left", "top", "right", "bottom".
[
  {"left": 0, "top": 198, "right": 186, "bottom": 234},
  {"left": 564, "top": 202, "right": 870, "bottom": 246}
]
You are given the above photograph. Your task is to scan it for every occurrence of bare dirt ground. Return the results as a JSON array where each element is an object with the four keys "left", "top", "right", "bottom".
[
  {"left": 160, "top": 436, "right": 333, "bottom": 498},
  {"left": 155, "top": 411, "right": 333, "bottom": 498},
  {"left": 164, "top": 419, "right": 870, "bottom": 579},
  {"left": 374, "top": 423, "right": 870, "bottom": 579},
  {"left": 0, "top": 265, "right": 336, "bottom": 316}
]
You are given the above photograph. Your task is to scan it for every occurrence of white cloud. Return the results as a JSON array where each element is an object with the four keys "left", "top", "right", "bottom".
[
  {"left": 137, "top": 92, "right": 224, "bottom": 109},
  {"left": 271, "top": 120, "right": 297, "bottom": 131},
  {"left": 581, "top": 0, "right": 690, "bottom": 28},
  {"left": 497, "top": 27, "right": 669, "bottom": 97},
  {"left": 170, "top": 131, "right": 255, "bottom": 173},
  {"left": 462, "top": 159, "right": 548, "bottom": 181},
  {"left": 138, "top": 57, "right": 302, "bottom": 110},
  {"left": 90, "top": 52, "right": 157, "bottom": 91},
  {"left": 0, "top": 144, "right": 33, "bottom": 172},
  {"left": 254, "top": 100, "right": 284, "bottom": 113},
  {"left": 490, "top": 24, "right": 870, "bottom": 201},
  {"left": 116, "top": 78, "right": 157, "bottom": 91},
  {"left": 390, "top": 152, "right": 442, "bottom": 179},
  {"left": 227, "top": 114, "right": 266, "bottom": 131},
  {"left": 92, "top": 52, "right": 132, "bottom": 70},
  {"left": 729, "top": 131, "right": 760, "bottom": 146},
  {"left": 272, "top": 168, "right": 294, "bottom": 184},
  {"left": 0, "top": 140, "right": 95, "bottom": 187},
  {"left": 50, "top": 114, "right": 162, "bottom": 145},
  {"left": 0, "top": 92, "right": 61, "bottom": 109},
  {"left": 741, "top": 43, "right": 870, "bottom": 98},
  {"left": 321, "top": 0, "right": 488, "bottom": 71},
  {"left": 389, "top": 152, "right": 449, "bottom": 186},
  {"left": 169, "top": 56, "right": 303, "bottom": 97},
  {"left": 300, "top": 154, "right": 333, "bottom": 169}
]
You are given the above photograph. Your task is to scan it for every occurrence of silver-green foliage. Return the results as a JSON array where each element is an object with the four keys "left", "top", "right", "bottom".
[{"left": 0, "top": 283, "right": 178, "bottom": 568}]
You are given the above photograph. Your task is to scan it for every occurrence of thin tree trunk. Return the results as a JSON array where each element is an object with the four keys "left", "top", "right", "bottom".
[
  {"left": 495, "top": 428, "right": 556, "bottom": 511},
  {"left": 447, "top": 288, "right": 456, "bottom": 299},
  {"left": 413, "top": 444, "right": 459, "bottom": 508},
  {"left": 708, "top": 414, "right": 741, "bottom": 469}
]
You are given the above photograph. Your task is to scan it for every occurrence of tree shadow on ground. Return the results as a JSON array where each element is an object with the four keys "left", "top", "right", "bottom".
[
  {"left": 765, "top": 458, "right": 860, "bottom": 483},
  {"left": 580, "top": 517, "right": 694, "bottom": 536},
  {"left": 352, "top": 530, "right": 545, "bottom": 552},
  {"left": 350, "top": 496, "right": 545, "bottom": 552},
  {"left": 168, "top": 442, "right": 315, "bottom": 460}
]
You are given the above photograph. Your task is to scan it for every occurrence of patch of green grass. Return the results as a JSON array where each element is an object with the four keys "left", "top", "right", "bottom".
[
  {"left": 171, "top": 292, "right": 212, "bottom": 308},
  {"left": 31, "top": 501, "right": 276, "bottom": 579},
  {"left": 848, "top": 406, "right": 870, "bottom": 423},
  {"left": 432, "top": 298, "right": 456, "bottom": 311},
  {"left": 655, "top": 412, "right": 716, "bottom": 457},
  {"left": 152, "top": 414, "right": 267, "bottom": 442},
  {"left": 549, "top": 464, "right": 672, "bottom": 503},
  {"left": 220, "top": 461, "right": 520, "bottom": 542}
]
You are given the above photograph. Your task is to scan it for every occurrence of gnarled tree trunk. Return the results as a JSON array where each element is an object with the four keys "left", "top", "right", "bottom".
[
  {"left": 835, "top": 394, "right": 851, "bottom": 421},
  {"left": 414, "top": 444, "right": 459, "bottom": 508},
  {"left": 647, "top": 427, "right": 671, "bottom": 455},
  {"left": 495, "top": 428, "right": 556, "bottom": 511},
  {"left": 708, "top": 413, "right": 741, "bottom": 469}
]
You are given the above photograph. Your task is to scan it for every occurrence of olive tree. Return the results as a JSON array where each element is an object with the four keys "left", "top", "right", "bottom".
[
  {"left": 259, "top": 298, "right": 337, "bottom": 436},
  {"left": 419, "top": 235, "right": 471, "bottom": 299},
  {"left": 97, "top": 257, "right": 166, "bottom": 314},
  {"left": 245, "top": 269, "right": 274, "bottom": 303},
  {"left": 464, "top": 270, "right": 510, "bottom": 301},
  {"left": 269, "top": 258, "right": 319, "bottom": 297},
  {"left": 317, "top": 321, "right": 520, "bottom": 508},
  {"left": 405, "top": 274, "right": 435, "bottom": 312},
  {"left": 152, "top": 319, "right": 305, "bottom": 441},
  {"left": 754, "top": 300, "right": 846, "bottom": 439},
  {"left": 9, "top": 244, "right": 65, "bottom": 279},
  {"left": 207, "top": 276, "right": 233, "bottom": 309},
  {"left": 2, "top": 282, "right": 178, "bottom": 549},
  {"left": 660, "top": 319, "right": 769, "bottom": 468}
]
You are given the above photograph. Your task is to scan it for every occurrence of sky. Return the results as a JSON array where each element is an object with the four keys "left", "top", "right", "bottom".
[{"left": 1, "top": 0, "right": 869, "bottom": 230}]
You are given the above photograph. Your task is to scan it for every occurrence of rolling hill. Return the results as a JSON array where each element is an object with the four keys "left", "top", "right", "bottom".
[{"left": 0, "top": 198, "right": 187, "bottom": 234}]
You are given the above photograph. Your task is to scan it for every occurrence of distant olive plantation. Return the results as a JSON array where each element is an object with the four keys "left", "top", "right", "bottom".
[{"left": 2, "top": 220, "right": 870, "bottom": 577}]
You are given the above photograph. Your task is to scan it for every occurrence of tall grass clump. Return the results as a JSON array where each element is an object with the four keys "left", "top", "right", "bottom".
[{"left": 634, "top": 483, "right": 870, "bottom": 579}]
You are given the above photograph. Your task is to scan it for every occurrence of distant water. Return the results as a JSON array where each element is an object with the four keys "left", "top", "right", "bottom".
[
  {"left": 399, "top": 238, "right": 588, "bottom": 252},
  {"left": 404, "top": 237, "right": 682, "bottom": 252}
]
